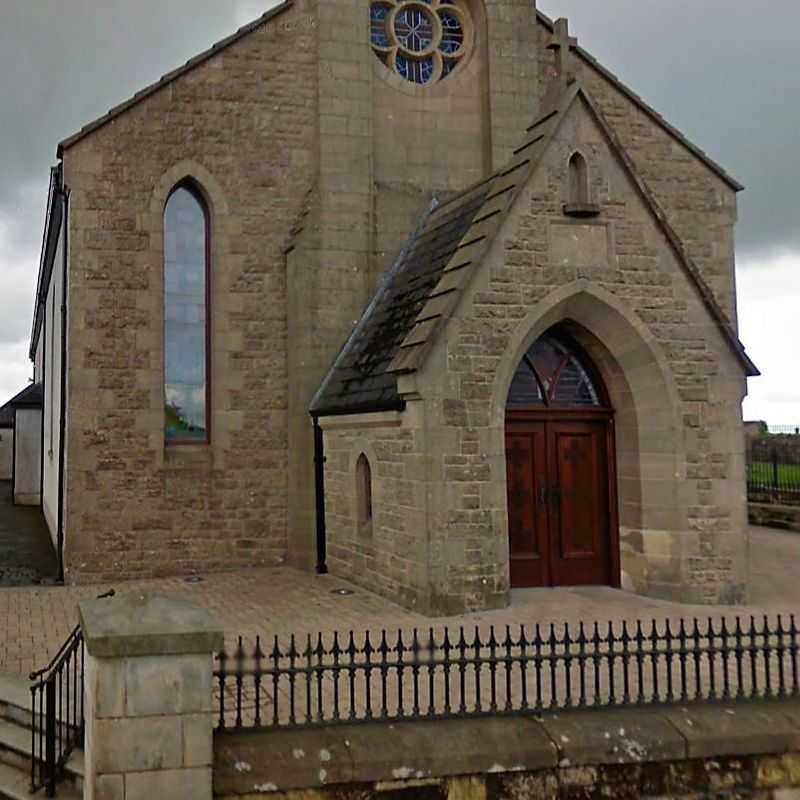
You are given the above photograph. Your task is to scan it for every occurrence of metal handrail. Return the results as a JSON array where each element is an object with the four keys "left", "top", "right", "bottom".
[{"left": 29, "top": 590, "right": 114, "bottom": 683}]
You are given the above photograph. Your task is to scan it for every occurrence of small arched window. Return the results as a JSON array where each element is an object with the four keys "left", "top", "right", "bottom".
[
  {"left": 356, "top": 454, "right": 373, "bottom": 528},
  {"left": 568, "top": 152, "right": 589, "bottom": 205},
  {"left": 164, "top": 183, "right": 209, "bottom": 443}
]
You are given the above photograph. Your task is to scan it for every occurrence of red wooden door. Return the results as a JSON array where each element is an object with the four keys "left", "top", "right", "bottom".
[
  {"left": 506, "top": 417, "right": 613, "bottom": 588},
  {"left": 547, "top": 420, "right": 612, "bottom": 587},
  {"left": 505, "top": 422, "right": 550, "bottom": 587}
]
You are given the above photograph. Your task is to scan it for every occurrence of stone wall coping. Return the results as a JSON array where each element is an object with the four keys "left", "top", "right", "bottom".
[
  {"left": 79, "top": 593, "right": 224, "bottom": 658},
  {"left": 214, "top": 699, "right": 800, "bottom": 795}
]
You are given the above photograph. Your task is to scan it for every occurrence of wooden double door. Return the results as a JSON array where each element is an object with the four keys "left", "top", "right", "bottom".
[{"left": 505, "top": 413, "right": 617, "bottom": 588}]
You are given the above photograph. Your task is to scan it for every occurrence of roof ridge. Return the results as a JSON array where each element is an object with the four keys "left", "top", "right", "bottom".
[
  {"left": 535, "top": 10, "right": 744, "bottom": 192},
  {"left": 57, "top": 1, "right": 294, "bottom": 158}
]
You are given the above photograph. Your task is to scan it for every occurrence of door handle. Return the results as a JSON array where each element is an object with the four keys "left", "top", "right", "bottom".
[
  {"left": 550, "top": 484, "right": 561, "bottom": 511},
  {"left": 537, "top": 485, "right": 548, "bottom": 506}
]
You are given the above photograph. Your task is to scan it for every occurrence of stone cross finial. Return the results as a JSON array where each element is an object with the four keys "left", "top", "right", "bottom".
[{"left": 547, "top": 17, "right": 578, "bottom": 91}]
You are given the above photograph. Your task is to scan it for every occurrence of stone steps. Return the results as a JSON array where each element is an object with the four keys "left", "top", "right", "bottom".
[
  {"left": 0, "top": 762, "right": 80, "bottom": 800},
  {"left": 0, "top": 674, "right": 83, "bottom": 798}
]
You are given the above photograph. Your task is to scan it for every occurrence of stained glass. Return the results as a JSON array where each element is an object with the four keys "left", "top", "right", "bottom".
[
  {"left": 395, "top": 53, "right": 435, "bottom": 83},
  {"left": 441, "top": 59, "right": 457, "bottom": 78},
  {"left": 370, "top": 3, "right": 391, "bottom": 49},
  {"left": 507, "top": 334, "right": 603, "bottom": 409},
  {"left": 164, "top": 187, "right": 208, "bottom": 442},
  {"left": 369, "top": 0, "right": 469, "bottom": 85},
  {"left": 438, "top": 10, "right": 464, "bottom": 54},
  {"left": 394, "top": 7, "right": 434, "bottom": 52}
]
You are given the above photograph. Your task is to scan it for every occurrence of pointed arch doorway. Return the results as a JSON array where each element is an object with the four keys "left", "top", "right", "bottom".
[{"left": 505, "top": 327, "right": 620, "bottom": 589}]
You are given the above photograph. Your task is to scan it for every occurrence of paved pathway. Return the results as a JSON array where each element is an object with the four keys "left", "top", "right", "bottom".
[
  {"left": 0, "top": 525, "right": 796, "bottom": 681},
  {"left": 0, "top": 481, "right": 58, "bottom": 588}
]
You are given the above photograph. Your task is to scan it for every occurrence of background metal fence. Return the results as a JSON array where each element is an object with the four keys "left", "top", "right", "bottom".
[
  {"left": 747, "top": 432, "right": 800, "bottom": 505},
  {"left": 214, "top": 614, "right": 799, "bottom": 732}
]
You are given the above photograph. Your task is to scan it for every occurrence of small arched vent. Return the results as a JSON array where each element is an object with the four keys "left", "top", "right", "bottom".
[{"left": 564, "top": 152, "right": 600, "bottom": 218}]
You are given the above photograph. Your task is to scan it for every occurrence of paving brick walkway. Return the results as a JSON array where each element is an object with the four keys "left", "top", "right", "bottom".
[{"left": 0, "top": 526, "right": 797, "bottom": 682}]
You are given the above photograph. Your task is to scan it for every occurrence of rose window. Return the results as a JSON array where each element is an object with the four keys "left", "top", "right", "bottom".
[{"left": 370, "top": 0, "right": 471, "bottom": 85}]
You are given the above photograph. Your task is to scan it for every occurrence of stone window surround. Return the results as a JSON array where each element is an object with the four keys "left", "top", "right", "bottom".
[
  {"left": 147, "top": 161, "right": 230, "bottom": 466},
  {"left": 370, "top": 0, "right": 480, "bottom": 95},
  {"left": 164, "top": 180, "right": 212, "bottom": 447}
]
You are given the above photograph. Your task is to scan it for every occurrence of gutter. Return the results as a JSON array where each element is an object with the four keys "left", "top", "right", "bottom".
[
  {"left": 56, "top": 181, "right": 69, "bottom": 583},
  {"left": 39, "top": 304, "right": 46, "bottom": 506},
  {"left": 312, "top": 415, "right": 328, "bottom": 575}
]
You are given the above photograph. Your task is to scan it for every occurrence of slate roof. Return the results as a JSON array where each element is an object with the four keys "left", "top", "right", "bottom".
[
  {"left": 311, "top": 83, "right": 758, "bottom": 417},
  {"left": 0, "top": 401, "right": 13, "bottom": 428},
  {"left": 311, "top": 182, "right": 493, "bottom": 415},
  {"left": 9, "top": 383, "right": 43, "bottom": 409},
  {"left": 0, "top": 384, "right": 44, "bottom": 424}
]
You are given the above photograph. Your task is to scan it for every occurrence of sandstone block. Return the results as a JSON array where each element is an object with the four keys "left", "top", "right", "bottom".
[{"left": 125, "top": 767, "right": 213, "bottom": 800}]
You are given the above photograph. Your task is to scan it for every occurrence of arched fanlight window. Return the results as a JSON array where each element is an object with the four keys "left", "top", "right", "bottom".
[
  {"left": 164, "top": 183, "right": 209, "bottom": 443},
  {"left": 507, "top": 333, "right": 606, "bottom": 409},
  {"left": 568, "top": 151, "right": 590, "bottom": 205},
  {"left": 356, "top": 453, "right": 373, "bottom": 527}
]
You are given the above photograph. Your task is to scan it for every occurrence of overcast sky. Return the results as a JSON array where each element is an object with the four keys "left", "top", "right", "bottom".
[{"left": 0, "top": 0, "right": 797, "bottom": 423}]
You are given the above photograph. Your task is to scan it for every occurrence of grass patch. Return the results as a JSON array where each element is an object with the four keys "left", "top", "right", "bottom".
[{"left": 748, "top": 461, "right": 800, "bottom": 486}]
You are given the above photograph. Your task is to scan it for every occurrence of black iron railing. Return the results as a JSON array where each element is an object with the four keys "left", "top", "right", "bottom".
[
  {"left": 747, "top": 437, "right": 800, "bottom": 505},
  {"left": 29, "top": 590, "right": 114, "bottom": 796},
  {"left": 214, "top": 614, "right": 799, "bottom": 732}
]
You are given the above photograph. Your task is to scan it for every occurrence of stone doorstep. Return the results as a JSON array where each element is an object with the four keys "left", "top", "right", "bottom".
[
  {"left": 0, "top": 761, "right": 81, "bottom": 800},
  {"left": 213, "top": 699, "right": 800, "bottom": 796}
]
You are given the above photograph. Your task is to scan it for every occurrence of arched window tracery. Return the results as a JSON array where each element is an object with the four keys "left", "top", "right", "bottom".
[{"left": 507, "top": 333, "right": 606, "bottom": 409}]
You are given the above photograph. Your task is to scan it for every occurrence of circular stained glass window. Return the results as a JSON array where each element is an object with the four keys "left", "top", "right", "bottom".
[{"left": 369, "top": 0, "right": 473, "bottom": 85}]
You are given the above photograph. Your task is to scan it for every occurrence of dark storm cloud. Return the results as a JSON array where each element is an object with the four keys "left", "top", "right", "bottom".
[
  {"left": 0, "top": 0, "right": 268, "bottom": 365},
  {"left": 0, "top": 0, "right": 795, "bottom": 370},
  {"left": 538, "top": 0, "right": 800, "bottom": 262}
]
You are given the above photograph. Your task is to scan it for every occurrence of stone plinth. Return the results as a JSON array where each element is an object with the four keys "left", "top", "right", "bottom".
[{"left": 79, "top": 593, "right": 224, "bottom": 800}]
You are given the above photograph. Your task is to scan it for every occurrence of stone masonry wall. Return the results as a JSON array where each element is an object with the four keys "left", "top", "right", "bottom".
[
  {"left": 222, "top": 754, "right": 800, "bottom": 800},
  {"left": 322, "top": 411, "right": 429, "bottom": 612},
  {"left": 416, "top": 96, "right": 748, "bottom": 613},
  {"left": 538, "top": 25, "right": 742, "bottom": 325},
  {"left": 215, "top": 701, "right": 800, "bottom": 799},
  {"left": 61, "top": 1, "right": 318, "bottom": 581}
]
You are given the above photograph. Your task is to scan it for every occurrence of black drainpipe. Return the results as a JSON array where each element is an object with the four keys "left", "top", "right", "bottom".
[
  {"left": 55, "top": 184, "right": 69, "bottom": 583},
  {"left": 39, "top": 304, "right": 46, "bottom": 506},
  {"left": 312, "top": 414, "right": 328, "bottom": 575}
]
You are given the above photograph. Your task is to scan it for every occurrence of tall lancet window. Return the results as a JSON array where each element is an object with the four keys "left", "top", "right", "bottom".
[{"left": 164, "top": 183, "right": 209, "bottom": 443}]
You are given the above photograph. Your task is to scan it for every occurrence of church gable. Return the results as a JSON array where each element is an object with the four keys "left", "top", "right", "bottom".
[
  {"left": 314, "top": 82, "right": 755, "bottom": 420},
  {"left": 534, "top": 12, "right": 743, "bottom": 322},
  {"left": 57, "top": 0, "right": 297, "bottom": 157}
]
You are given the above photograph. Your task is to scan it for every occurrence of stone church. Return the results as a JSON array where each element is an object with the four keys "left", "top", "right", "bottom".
[{"left": 25, "top": 0, "right": 757, "bottom": 614}]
